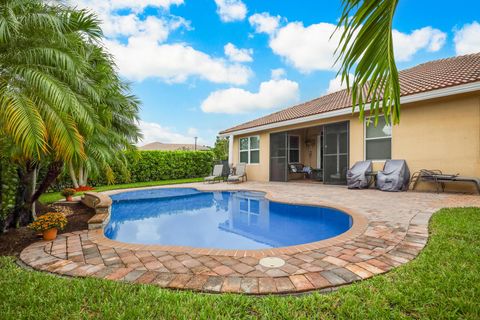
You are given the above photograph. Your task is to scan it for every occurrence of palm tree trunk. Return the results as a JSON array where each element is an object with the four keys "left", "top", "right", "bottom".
[
  {"left": 31, "top": 160, "right": 64, "bottom": 204},
  {"left": 69, "top": 162, "right": 79, "bottom": 188},
  {"left": 78, "top": 163, "right": 84, "bottom": 186},
  {"left": 12, "top": 162, "right": 35, "bottom": 227}
]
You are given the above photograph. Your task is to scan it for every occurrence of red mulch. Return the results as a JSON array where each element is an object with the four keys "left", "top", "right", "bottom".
[{"left": 0, "top": 202, "right": 95, "bottom": 257}]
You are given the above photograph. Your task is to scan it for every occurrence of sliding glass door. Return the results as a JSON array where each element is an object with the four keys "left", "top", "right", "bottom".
[
  {"left": 270, "top": 132, "right": 288, "bottom": 182},
  {"left": 323, "top": 121, "right": 349, "bottom": 184}
]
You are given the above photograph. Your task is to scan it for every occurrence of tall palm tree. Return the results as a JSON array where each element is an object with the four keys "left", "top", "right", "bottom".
[
  {"left": 336, "top": 0, "right": 400, "bottom": 125},
  {"left": 0, "top": 0, "right": 140, "bottom": 228}
]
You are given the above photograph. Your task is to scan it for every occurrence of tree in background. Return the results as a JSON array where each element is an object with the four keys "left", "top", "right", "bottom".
[
  {"left": 212, "top": 136, "right": 229, "bottom": 161},
  {"left": 0, "top": 0, "right": 140, "bottom": 229}
]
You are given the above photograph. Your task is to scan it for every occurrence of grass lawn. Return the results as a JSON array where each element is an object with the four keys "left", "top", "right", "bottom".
[
  {"left": 0, "top": 207, "right": 479, "bottom": 319},
  {"left": 39, "top": 178, "right": 204, "bottom": 204}
]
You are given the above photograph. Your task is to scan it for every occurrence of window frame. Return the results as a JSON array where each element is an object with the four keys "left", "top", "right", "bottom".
[
  {"left": 364, "top": 115, "right": 392, "bottom": 161},
  {"left": 239, "top": 135, "right": 260, "bottom": 164},
  {"left": 287, "top": 134, "right": 301, "bottom": 163}
]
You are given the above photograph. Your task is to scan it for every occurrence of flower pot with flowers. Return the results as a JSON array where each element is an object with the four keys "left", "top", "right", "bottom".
[
  {"left": 28, "top": 212, "right": 68, "bottom": 240},
  {"left": 61, "top": 188, "right": 76, "bottom": 201}
]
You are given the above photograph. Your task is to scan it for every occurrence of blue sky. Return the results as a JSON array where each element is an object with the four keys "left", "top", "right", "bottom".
[{"left": 74, "top": 0, "right": 480, "bottom": 146}]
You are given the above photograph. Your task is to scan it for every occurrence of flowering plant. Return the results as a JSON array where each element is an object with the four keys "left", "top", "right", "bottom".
[
  {"left": 75, "top": 186, "right": 95, "bottom": 192},
  {"left": 28, "top": 212, "right": 67, "bottom": 232},
  {"left": 61, "top": 188, "right": 76, "bottom": 197}
]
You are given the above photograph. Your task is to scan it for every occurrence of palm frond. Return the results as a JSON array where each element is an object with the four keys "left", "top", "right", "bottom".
[{"left": 335, "top": 0, "right": 400, "bottom": 124}]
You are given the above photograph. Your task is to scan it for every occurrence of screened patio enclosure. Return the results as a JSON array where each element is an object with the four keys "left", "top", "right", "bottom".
[{"left": 269, "top": 121, "right": 349, "bottom": 184}]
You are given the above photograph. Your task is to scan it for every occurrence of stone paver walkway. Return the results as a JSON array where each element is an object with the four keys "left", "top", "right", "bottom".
[{"left": 20, "top": 182, "right": 480, "bottom": 294}]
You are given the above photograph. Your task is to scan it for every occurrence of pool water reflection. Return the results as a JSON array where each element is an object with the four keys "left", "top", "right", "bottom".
[{"left": 104, "top": 188, "right": 353, "bottom": 250}]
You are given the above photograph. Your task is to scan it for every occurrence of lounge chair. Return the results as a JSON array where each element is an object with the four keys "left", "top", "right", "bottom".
[
  {"left": 204, "top": 164, "right": 224, "bottom": 183},
  {"left": 411, "top": 169, "right": 480, "bottom": 194},
  {"left": 227, "top": 163, "right": 247, "bottom": 183},
  {"left": 376, "top": 159, "right": 410, "bottom": 192},
  {"left": 347, "top": 160, "right": 373, "bottom": 189}
]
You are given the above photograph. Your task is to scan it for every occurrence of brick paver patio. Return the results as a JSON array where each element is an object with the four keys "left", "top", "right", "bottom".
[{"left": 20, "top": 182, "right": 480, "bottom": 294}]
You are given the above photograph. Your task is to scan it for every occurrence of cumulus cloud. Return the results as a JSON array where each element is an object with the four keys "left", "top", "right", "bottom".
[
  {"left": 269, "top": 22, "right": 341, "bottom": 73},
  {"left": 454, "top": 21, "right": 480, "bottom": 55},
  {"left": 138, "top": 121, "right": 203, "bottom": 145},
  {"left": 201, "top": 79, "right": 299, "bottom": 114},
  {"left": 214, "top": 0, "right": 247, "bottom": 22},
  {"left": 72, "top": 0, "right": 252, "bottom": 84},
  {"left": 107, "top": 40, "right": 251, "bottom": 83},
  {"left": 271, "top": 68, "right": 286, "bottom": 80},
  {"left": 249, "top": 12, "right": 447, "bottom": 73},
  {"left": 393, "top": 27, "right": 447, "bottom": 61},
  {"left": 325, "top": 74, "right": 353, "bottom": 94},
  {"left": 249, "top": 12, "right": 281, "bottom": 35},
  {"left": 224, "top": 43, "right": 253, "bottom": 62}
]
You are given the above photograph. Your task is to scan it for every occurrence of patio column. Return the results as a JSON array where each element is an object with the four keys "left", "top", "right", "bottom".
[{"left": 228, "top": 135, "right": 234, "bottom": 166}]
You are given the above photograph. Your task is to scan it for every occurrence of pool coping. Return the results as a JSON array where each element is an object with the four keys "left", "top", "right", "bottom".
[{"left": 92, "top": 186, "right": 369, "bottom": 257}]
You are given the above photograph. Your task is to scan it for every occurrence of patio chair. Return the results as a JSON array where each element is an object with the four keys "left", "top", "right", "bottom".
[
  {"left": 227, "top": 163, "right": 247, "bottom": 183},
  {"left": 376, "top": 159, "right": 410, "bottom": 192},
  {"left": 411, "top": 169, "right": 480, "bottom": 194},
  {"left": 347, "top": 160, "right": 373, "bottom": 189},
  {"left": 204, "top": 164, "right": 224, "bottom": 184}
]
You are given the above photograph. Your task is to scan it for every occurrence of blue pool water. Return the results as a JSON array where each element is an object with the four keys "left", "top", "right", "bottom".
[{"left": 104, "top": 188, "right": 353, "bottom": 250}]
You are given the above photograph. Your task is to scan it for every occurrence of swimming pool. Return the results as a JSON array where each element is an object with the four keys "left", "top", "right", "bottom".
[{"left": 104, "top": 188, "right": 353, "bottom": 250}]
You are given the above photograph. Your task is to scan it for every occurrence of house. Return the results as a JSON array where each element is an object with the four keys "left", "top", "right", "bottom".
[
  {"left": 139, "top": 142, "right": 211, "bottom": 151},
  {"left": 219, "top": 53, "right": 480, "bottom": 193}
]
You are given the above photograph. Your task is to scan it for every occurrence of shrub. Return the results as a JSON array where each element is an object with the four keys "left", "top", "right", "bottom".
[
  {"left": 28, "top": 212, "right": 67, "bottom": 232},
  {"left": 60, "top": 188, "right": 76, "bottom": 197},
  {"left": 50, "top": 151, "right": 215, "bottom": 191}
]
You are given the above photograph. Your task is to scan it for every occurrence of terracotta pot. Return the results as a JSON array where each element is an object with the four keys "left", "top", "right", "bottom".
[
  {"left": 66, "top": 196, "right": 73, "bottom": 202},
  {"left": 43, "top": 228, "right": 58, "bottom": 241}
]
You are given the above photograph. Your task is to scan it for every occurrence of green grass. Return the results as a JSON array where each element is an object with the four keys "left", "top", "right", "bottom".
[
  {"left": 1, "top": 207, "right": 479, "bottom": 319},
  {"left": 39, "top": 178, "right": 204, "bottom": 204}
]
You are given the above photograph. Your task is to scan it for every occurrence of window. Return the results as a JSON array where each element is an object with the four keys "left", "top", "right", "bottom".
[
  {"left": 239, "top": 136, "right": 260, "bottom": 164},
  {"left": 365, "top": 115, "right": 392, "bottom": 160},
  {"left": 288, "top": 135, "right": 300, "bottom": 163}
]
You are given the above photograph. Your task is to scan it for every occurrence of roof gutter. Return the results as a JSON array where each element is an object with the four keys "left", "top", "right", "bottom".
[{"left": 219, "top": 81, "right": 480, "bottom": 137}]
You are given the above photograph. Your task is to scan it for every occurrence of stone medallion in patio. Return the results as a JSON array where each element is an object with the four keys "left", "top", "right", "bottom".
[{"left": 20, "top": 182, "right": 480, "bottom": 294}]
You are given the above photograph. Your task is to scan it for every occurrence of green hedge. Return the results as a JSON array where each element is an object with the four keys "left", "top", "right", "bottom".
[
  {"left": 118, "top": 150, "right": 215, "bottom": 184},
  {"left": 51, "top": 150, "right": 215, "bottom": 191}
]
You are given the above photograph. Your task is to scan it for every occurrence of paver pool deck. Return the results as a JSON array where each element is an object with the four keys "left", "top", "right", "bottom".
[{"left": 20, "top": 182, "right": 480, "bottom": 294}]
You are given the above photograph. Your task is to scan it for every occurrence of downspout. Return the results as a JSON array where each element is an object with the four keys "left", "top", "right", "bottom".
[{"left": 228, "top": 135, "right": 234, "bottom": 167}]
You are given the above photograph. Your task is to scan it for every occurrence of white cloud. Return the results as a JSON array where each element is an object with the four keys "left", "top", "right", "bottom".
[
  {"left": 393, "top": 27, "right": 447, "bottom": 61},
  {"left": 454, "top": 21, "right": 480, "bottom": 55},
  {"left": 72, "top": 0, "right": 252, "bottom": 84},
  {"left": 269, "top": 22, "right": 341, "bottom": 73},
  {"left": 224, "top": 43, "right": 253, "bottom": 62},
  {"left": 187, "top": 127, "right": 198, "bottom": 136},
  {"left": 107, "top": 40, "right": 251, "bottom": 83},
  {"left": 138, "top": 121, "right": 196, "bottom": 145},
  {"left": 201, "top": 79, "right": 299, "bottom": 114},
  {"left": 326, "top": 74, "right": 353, "bottom": 94},
  {"left": 271, "top": 68, "right": 286, "bottom": 80},
  {"left": 249, "top": 12, "right": 281, "bottom": 35},
  {"left": 214, "top": 0, "right": 247, "bottom": 22},
  {"left": 255, "top": 15, "right": 446, "bottom": 73}
]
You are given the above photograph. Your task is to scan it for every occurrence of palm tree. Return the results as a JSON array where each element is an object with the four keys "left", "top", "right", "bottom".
[
  {"left": 68, "top": 45, "right": 141, "bottom": 188},
  {"left": 335, "top": 0, "right": 400, "bottom": 125},
  {"left": 0, "top": 0, "right": 140, "bottom": 228}
]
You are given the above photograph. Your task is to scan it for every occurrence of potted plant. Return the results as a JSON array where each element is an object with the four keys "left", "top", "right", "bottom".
[
  {"left": 61, "top": 188, "right": 76, "bottom": 201},
  {"left": 28, "top": 212, "right": 68, "bottom": 241}
]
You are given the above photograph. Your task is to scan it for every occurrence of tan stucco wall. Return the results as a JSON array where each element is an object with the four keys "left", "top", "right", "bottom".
[{"left": 230, "top": 92, "right": 480, "bottom": 193}]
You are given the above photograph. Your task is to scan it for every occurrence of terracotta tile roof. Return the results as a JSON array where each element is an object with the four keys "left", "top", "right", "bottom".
[
  {"left": 220, "top": 53, "right": 480, "bottom": 134},
  {"left": 139, "top": 142, "right": 211, "bottom": 151}
]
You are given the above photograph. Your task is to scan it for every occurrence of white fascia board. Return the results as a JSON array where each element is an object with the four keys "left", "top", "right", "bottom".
[{"left": 218, "top": 81, "right": 480, "bottom": 137}]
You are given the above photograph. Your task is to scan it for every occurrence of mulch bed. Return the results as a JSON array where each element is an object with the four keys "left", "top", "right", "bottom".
[{"left": 0, "top": 202, "right": 95, "bottom": 257}]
